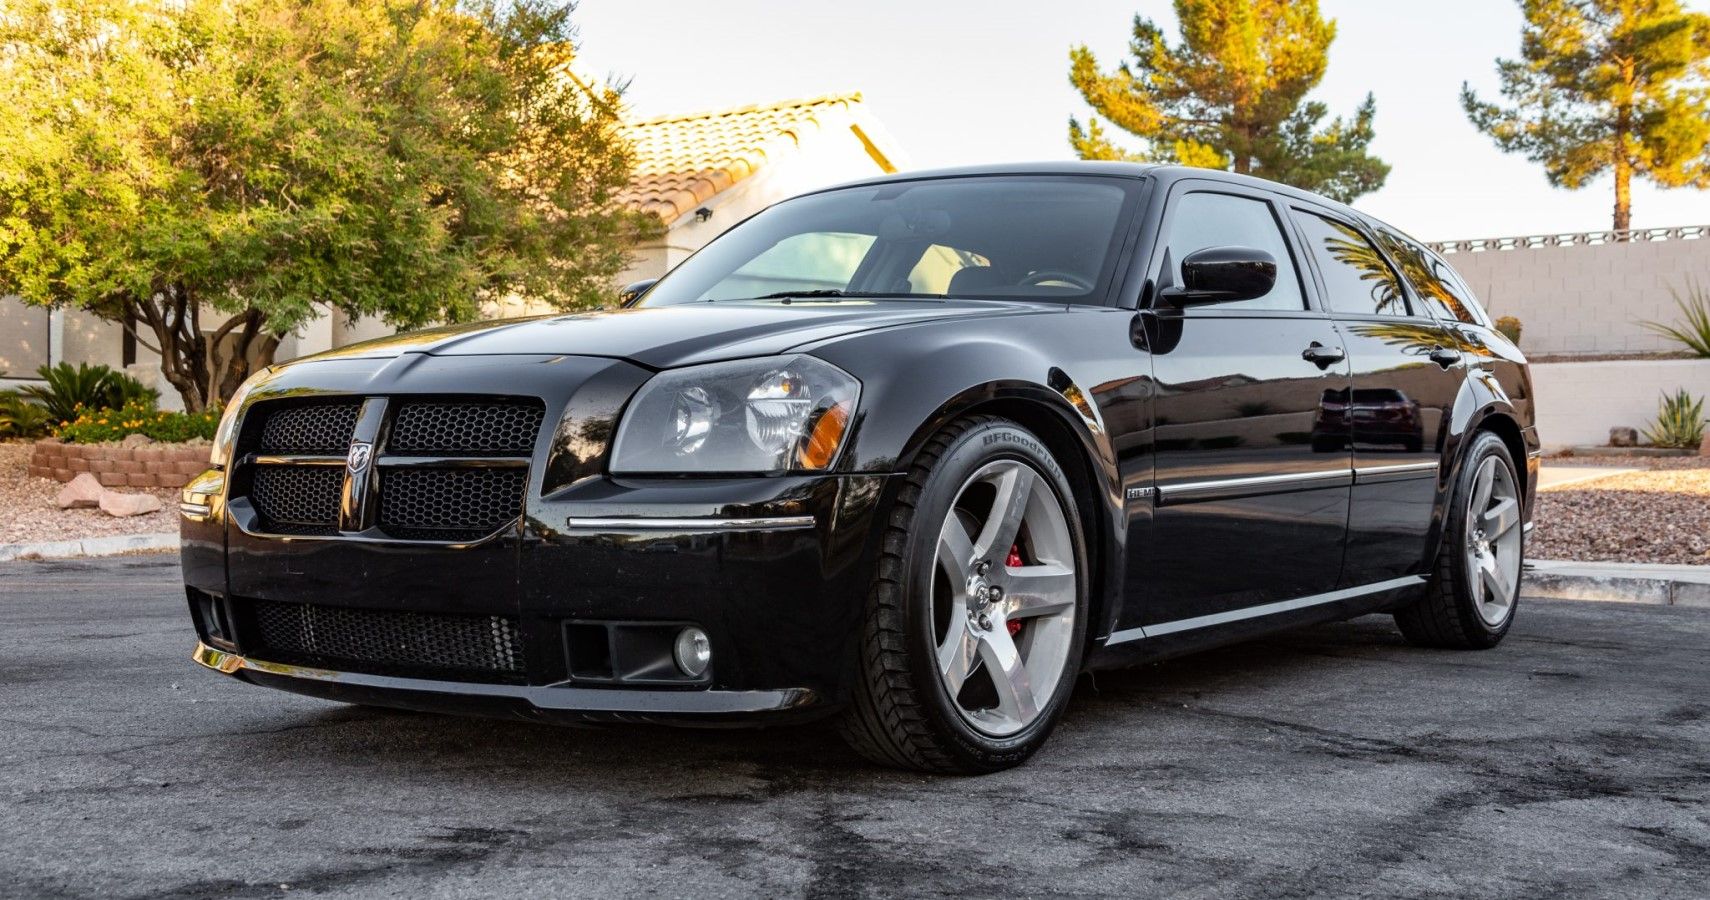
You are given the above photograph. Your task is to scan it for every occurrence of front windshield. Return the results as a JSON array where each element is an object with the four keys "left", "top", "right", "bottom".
[{"left": 640, "top": 175, "right": 1142, "bottom": 307}]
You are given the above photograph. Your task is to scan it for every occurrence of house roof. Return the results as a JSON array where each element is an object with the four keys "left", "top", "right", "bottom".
[{"left": 615, "top": 93, "right": 897, "bottom": 226}]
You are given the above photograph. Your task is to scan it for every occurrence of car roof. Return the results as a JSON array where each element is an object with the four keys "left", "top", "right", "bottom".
[{"left": 807, "top": 161, "right": 1401, "bottom": 244}]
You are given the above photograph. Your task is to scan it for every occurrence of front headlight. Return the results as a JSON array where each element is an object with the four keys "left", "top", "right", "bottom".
[
  {"left": 208, "top": 369, "right": 269, "bottom": 467},
  {"left": 610, "top": 355, "right": 859, "bottom": 474}
]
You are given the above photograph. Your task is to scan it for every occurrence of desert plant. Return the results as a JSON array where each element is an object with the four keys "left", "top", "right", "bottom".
[
  {"left": 1640, "top": 280, "right": 1710, "bottom": 357},
  {"left": 17, "top": 363, "right": 157, "bottom": 422},
  {"left": 0, "top": 392, "right": 53, "bottom": 438},
  {"left": 1642, "top": 388, "right": 1706, "bottom": 449},
  {"left": 1494, "top": 315, "right": 1523, "bottom": 345},
  {"left": 54, "top": 400, "right": 220, "bottom": 445}
]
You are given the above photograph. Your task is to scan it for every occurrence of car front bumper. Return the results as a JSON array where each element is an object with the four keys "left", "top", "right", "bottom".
[{"left": 185, "top": 470, "right": 896, "bottom": 725}]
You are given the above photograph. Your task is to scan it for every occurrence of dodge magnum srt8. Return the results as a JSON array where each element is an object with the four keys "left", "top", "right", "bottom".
[{"left": 183, "top": 163, "right": 1537, "bottom": 774}]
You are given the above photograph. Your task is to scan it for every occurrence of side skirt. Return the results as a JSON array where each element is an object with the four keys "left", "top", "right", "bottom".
[{"left": 1087, "top": 576, "right": 1427, "bottom": 669}]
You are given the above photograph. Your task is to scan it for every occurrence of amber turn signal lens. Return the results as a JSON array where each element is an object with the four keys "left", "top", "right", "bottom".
[{"left": 797, "top": 402, "right": 851, "bottom": 470}]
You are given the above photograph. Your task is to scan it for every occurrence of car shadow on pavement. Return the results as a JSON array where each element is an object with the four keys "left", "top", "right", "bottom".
[{"left": 218, "top": 615, "right": 1408, "bottom": 785}]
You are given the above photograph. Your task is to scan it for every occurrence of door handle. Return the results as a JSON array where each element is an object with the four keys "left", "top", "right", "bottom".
[
  {"left": 1428, "top": 347, "right": 1462, "bottom": 368},
  {"left": 1301, "top": 342, "right": 1345, "bottom": 368}
]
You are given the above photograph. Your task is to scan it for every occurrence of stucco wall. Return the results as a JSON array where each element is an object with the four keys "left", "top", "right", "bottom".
[
  {"left": 0, "top": 296, "right": 50, "bottom": 380},
  {"left": 1530, "top": 359, "right": 1710, "bottom": 449},
  {"left": 1442, "top": 238, "right": 1710, "bottom": 356}
]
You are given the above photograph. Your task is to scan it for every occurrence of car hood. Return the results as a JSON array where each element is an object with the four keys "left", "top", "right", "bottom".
[{"left": 295, "top": 299, "right": 1048, "bottom": 370}]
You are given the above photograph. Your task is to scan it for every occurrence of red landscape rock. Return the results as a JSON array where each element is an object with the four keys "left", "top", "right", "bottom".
[
  {"left": 98, "top": 491, "right": 163, "bottom": 518},
  {"left": 55, "top": 473, "right": 105, "bottom": 510}
]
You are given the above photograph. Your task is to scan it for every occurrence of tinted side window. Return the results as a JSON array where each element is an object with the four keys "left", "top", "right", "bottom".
[
  {"left": 1162, "top": 192, "right": 1304, "bottom": 311},
  {"left": 1433, "top": 260, "right": 1489, "bottom": 325},
  {"left": 1373, "top": 228, "right": 1480, "bottom": 324},
  {"left": 1295, "top": 212, "right": 1410, "bottom": 317}
]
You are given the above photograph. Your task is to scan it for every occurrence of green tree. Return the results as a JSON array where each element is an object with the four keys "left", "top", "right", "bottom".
[
  {"left": 1067, "top": 0, "right": 1390, "bottom": 202},
  {"left": 0, "top": 0, "right": 649, "bottom": 411},
  {"left": 1463, "top": 0, "right": 1710, "bottom": 232}
]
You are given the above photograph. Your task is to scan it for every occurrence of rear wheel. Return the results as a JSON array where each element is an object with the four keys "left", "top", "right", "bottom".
[
  {"left": 839, "top": 416, "right": 1087, "bottom": 773},
  {"left": 1395, "top": 431, "right": 1524, "bottom": 649}
]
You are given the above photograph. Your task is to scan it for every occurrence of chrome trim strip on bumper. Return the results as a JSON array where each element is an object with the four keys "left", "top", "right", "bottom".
[
  {"left": 1352, "top": 462, "right": 1440, "bottom": 484},
  {"left": 178, "top": 501, "right": 212, "bottom": 520},
  {"left": 564, "top": 516, "right": 817, "bottom": 533},
  {"left": 191, "top": 642, "right": 816, "bottom": 714},
  {"left": 1157, "top": 469, "right": 1353, "bottom": 504},
  {"left": 1105, "top": 575, "right": 1427, "bottom": 645}
]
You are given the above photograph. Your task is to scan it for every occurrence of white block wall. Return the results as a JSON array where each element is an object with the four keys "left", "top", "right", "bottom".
[
  {"left": 1444, "top": 238, "right": 1710, "bottom": 356},
  {"left": 1531, "top": 359, "right": 1710, "bottom": 449}
]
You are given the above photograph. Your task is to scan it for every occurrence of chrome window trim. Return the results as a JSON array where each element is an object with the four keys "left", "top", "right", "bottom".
[
  {"left": 1105, "top": 575, "right": 1427, "bottom": 645},
  {"left": 564, "top": 516, "right": 817, "bottom": 533}
]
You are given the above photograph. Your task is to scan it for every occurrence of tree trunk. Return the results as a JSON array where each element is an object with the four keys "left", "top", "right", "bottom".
[
  {"left": 1612, "top": 154, "right": 1632, "bottom": 233},
  {"left": 1613, "top": 98, "right": 1633, "bottom": 234},
  {"left": 123, "top": 286, "right": 277, "bottom": 412}
]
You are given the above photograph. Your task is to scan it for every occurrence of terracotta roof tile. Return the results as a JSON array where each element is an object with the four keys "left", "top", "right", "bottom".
[{"left": 616, "top": 93, "right": 871, "bottom": 226}]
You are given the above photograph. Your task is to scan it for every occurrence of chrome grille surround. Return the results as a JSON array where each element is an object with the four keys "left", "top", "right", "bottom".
[{"left": 234, "top": 396, "right": 541, "bottom": 543}]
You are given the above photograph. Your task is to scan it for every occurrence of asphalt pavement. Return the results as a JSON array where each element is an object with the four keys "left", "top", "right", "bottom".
[{"left": 2, "top": 553, "right": 1707, "bottom": 899}]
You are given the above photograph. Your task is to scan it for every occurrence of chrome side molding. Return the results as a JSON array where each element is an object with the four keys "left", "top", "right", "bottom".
[{"left": 1105, "top": 575, "right": 1427, "bottom": 645}]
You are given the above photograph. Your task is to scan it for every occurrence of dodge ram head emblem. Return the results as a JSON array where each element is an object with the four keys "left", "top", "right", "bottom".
[{"left": 346, "top": 441, "right": 372, "bottom": 473}]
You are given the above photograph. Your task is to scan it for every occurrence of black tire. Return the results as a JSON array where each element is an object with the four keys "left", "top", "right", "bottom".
[
  {"left": 1395, "top": 431, "right": 1523, "bottom": 649},
  {"left": 838, "top": 416, "right": 1089, "bottom": 774}
]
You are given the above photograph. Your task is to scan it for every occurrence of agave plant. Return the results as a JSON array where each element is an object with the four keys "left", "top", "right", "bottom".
[
  {"left": 17, "top": 362, "right": 157, "bottom": 422},
  {"left": 1642, "top": 389, "right": 1706, "bottom": 450},
  {"left": 1640, "top": 280, "right": 1710, "bottom": 358}
]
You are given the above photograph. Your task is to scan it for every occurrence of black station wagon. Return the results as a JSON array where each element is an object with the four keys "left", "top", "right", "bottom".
[{"left": 182, "top": 163, "right": 1538, "bottom": 773}]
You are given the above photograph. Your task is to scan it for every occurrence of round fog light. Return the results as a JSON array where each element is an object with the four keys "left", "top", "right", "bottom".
[{"left": 674, "top": 627, "right": 712, "bottom": 678}]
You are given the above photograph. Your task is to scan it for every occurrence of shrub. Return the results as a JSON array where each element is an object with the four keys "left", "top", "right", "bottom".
[
  {"left": 54, "top": 400, "right": 220, "bottom": 444},
  {"left": 1640, "top": 280, "right": 1710, "bottom": 358},
  {"left": 0, "top": 391, "right": 53, "bottom": 438},
  {"left": 1642, "top": 389, "right": 1706, "bottom": 450},
  {"left": 19, "top": 362, "right": 159, "bottom": 422},
  {"left": 1494, "top": 315, "right": 1522, "bottom": 345}
]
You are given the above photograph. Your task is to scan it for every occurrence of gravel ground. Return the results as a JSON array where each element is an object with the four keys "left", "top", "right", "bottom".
[
  {"left": 0, "top": 441, "right": 178, "bottom": 545},
  {"left": 1535, "top": 462, "right": 1710, "bottom": 566}
]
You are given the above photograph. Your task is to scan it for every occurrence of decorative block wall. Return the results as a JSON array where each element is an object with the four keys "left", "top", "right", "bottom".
[{"left": 27, "top": 439, "right": 210, "bottom": 488}]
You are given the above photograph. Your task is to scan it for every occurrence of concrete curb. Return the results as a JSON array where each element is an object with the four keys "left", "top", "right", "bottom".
[
  {"left": 0, "top": 532, "right": 177, "bottom": 563},
  {"left": 1527, "top": 559, "right": 1710, "bottom": 608}
]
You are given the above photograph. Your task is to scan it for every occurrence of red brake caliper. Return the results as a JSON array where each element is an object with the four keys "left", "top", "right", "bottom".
[{"left": 1005, "top": 544, "right": 1024, "bottom": 637}]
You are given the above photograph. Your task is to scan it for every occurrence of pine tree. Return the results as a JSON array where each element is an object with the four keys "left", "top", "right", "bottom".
[
  {"left": 1463, "top": 0, "right": 1710, "bottom": 231},
  {"left": 1067, "top": 0, "right": 1389, "bottom": 203}
]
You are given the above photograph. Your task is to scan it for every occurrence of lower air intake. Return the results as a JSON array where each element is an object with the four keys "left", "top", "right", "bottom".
[{"left": 247, "top": 599, "right": 526, "bottom": 682}]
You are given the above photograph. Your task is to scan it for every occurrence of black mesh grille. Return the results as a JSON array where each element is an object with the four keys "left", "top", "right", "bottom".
[
  {"left": 389, "top": 401, "right": 543, "bottom": 456},
  {"left": 247, "top": 599, "right": 525, "bottom": 681},
  {"left": 250, "top": 466, "right": 342, "bottom": 530},
  {"left": 378, "top": 467, "right": 526, "bottom": 540},
  {"left": 258, "top": 403, "right": 361, "bottom": 455}
]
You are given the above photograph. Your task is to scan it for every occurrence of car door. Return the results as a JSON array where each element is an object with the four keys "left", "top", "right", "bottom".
[
  {"left": 1126, "top": 182, "right": 1354, "bottom": 633},
  {"left": 1286, "top": 205, "right": 1463, "bottom": 586}
]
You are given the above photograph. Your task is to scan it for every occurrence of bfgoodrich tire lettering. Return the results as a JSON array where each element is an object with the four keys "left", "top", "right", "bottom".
[
  {"left": 838, "top": 416, "right": 1088, "bottom": 773},
  {"left": 1395, "top": 430, "right": 1524, "bottom": 649}
]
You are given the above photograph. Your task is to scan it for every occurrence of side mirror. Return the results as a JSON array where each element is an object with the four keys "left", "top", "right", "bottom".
[
  {"left": 619, "top": 278, "right": 658, "bottom": 308},
  {"left": 1159, "top": 247, "right": 1277, "bottom": 307}
]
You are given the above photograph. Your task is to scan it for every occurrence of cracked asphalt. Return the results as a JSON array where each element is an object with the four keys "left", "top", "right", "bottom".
[{"left": 2, "top": 554, "right": 1707, "bottom": 899}]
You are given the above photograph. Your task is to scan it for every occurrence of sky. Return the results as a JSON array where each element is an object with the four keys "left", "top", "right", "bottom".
[{"left": 570, "top": 0, "right": 1710, "bottom": 242}]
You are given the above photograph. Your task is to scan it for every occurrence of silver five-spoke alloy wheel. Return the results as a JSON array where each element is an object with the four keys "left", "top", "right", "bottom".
[
  {"left": 932, "top": 459, "right": 1077, "bottom": 737},
  {"left": 1464, "top": 455, "right": 1522, "bottom": 627}
]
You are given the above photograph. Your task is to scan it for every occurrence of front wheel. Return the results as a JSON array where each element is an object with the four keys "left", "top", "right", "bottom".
[
  {"left": 1395, "top": 431, "right": 1524, "bottom": 649},
  {"left": 839, "top": 416, "right": 1087, "bottom": 774}
]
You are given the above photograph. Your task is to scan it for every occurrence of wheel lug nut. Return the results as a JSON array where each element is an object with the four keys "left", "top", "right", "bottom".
[
  {"left": 976, "top": 561, "right": 990, "bottom": 576},
  {"left": 978, "top": 614, "right": 992, "bottom": 631}
]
